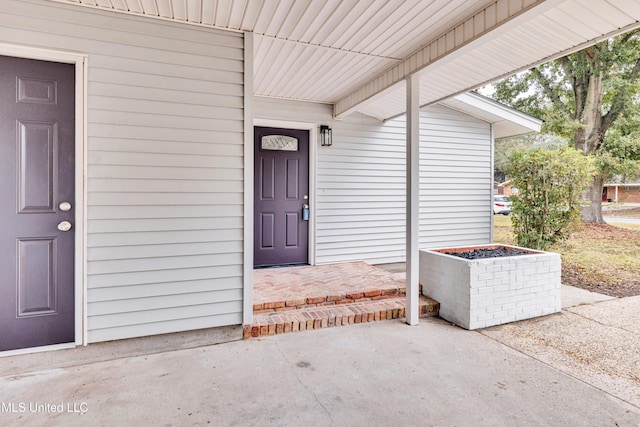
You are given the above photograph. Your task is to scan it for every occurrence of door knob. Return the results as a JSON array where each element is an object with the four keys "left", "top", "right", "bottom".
[{"left": 57, "top": 221, "right": 72, "bottom": 232}]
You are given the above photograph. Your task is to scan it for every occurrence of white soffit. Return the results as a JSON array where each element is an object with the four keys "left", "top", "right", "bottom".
[
  {"left": 50, "top": 0, "right": 494, "bottom": 104},
  {"left": 343, "top": 0, "right": 640, "bottom": 119},
  {"left": 48, "top": 0, "right": 640, "bottom": 119}
]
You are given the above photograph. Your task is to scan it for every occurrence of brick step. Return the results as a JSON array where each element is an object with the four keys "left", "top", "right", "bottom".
[
  {"left": 244, "top": 295, "right": 439, "bottom": 339},
  {"left": 253, "top": 285, "right": 417, "bottom": 314}
]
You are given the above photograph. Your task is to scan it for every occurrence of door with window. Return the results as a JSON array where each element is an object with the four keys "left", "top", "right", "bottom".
[
  {"left": 0, "top": 55, "right": 75, "bottom": 351},
  {"left": 254, "top": 127, "right": 309, "bottom": 267}
]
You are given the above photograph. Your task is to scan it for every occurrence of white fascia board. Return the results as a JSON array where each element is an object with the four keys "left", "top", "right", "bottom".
[{"left": 450, "top": 92, "right": 542, "bottom": 132}]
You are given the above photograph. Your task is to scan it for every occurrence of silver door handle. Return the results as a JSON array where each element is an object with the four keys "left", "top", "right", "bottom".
[{"left": 57, "top": 221, "right": 72, "bottom": 232}]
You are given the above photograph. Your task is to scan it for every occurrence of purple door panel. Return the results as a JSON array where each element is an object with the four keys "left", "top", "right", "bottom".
[
  {"left": 254, "top": 127, "right": 309, "bottom": 267},
  {"left": 0, "top": 55, "right": 75, "bottom": 351}
]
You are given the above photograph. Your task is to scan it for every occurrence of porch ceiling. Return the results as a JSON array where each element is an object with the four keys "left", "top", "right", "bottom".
[{"left": 50, "top": 0, "right": 640, "bottom": 120}]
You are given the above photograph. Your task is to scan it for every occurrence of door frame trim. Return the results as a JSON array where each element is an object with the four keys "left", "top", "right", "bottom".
[
  {"left": 253, "top": 119, "right": 318, "bottom": 267},
  {"left": 0, "top": 43, "right": 88, "bottom": 353}
]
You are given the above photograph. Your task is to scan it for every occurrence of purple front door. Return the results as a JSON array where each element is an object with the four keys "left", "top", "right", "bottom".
[
  {"left": 0, "top": 56, "right": 75, "bottom": 351},
  {"left": 254, "top": 127, "right": 309, "bottom": 267}
]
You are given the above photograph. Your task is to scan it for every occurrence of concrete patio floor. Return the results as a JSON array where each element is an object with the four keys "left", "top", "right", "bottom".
[
  {"left": 1, "top": 262, "right": 638, "bottom": 426},
  {"left": 1, "top": 306, "right": 639, "bottom": 426}
]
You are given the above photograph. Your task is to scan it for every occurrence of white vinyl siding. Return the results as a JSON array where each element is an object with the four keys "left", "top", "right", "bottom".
[
  {"left": 316, "top": 117, "right": 407, "bottom": 264},
  {"left": 254, "top": 98, "right": 493, "bottom": 265},
  {"left": 419, "top": 105, "right": 493, "bottom": 248},
  {"left": 0, "top": 0, "right": 245, "bottom": 342}
]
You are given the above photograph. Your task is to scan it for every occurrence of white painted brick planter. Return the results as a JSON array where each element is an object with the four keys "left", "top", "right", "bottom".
[{"left": 419, "top": 244, "right": 561, "bottom": 330}]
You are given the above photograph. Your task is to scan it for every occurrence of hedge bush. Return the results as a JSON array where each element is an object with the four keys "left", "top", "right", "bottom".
[{"left": 507, "top": 147, "right": 593, "bottom": 250}]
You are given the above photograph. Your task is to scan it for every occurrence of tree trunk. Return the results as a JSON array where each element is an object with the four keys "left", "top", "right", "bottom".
[
  {"left": 574, "top": 73, "right": 606, "bottom": 222},
  {"left": 581, "top": 176, "right": 605, "bottom": 223}
]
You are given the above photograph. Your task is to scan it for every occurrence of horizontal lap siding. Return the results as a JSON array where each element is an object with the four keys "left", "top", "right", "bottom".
[
  {"left": 255, "top": 98, "right": 407, "bottom": 264},
  {"left": 255, "top": 98, "right": 493, "bottom": 264},
  {"left": 316, "top": 117, "right": 407, "bottom": 264},
  {"left": 419, "top": 105, "right": 492, "bottom": 249},
  {"left": 0, "top": 0, "right": 245, "bottom": 342}
]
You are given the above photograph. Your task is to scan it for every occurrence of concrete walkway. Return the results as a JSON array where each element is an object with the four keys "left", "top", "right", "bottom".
[
  {"left": 482, "top": 294, "right": 640, "bottom": 410},
  {"left": 605, "top": 216, "right": 640, "bottom": 224},
  {"left": 1, "top": 315, "right": 639, "bottom": 426},
  {"left": 561, "top": 284, "right": 615, "bottom": 308}
]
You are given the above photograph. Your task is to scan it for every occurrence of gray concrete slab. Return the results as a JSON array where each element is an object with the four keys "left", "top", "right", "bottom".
[
  {"left": 481, "top": 296, "right": 640, "bottom": 410},
  {"left": 566, "top": 295, "right": 640, "bottom": 336},
  {"left": 0, "top": 325, "right": 242, "bottom": 378},
  {"left": 562, "top": 284, "right": 616, "bottom": 308},
  {"left": 1, "top": 318, "right": 639, "bottom": 426}
]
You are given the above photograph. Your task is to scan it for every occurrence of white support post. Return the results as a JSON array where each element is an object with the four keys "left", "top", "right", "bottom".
[
  {"left": 242, "top": 31, "right": 255, "bottom": 327},
  {"left": 406, "top": 74, "right": 420, "bottom": 326}
]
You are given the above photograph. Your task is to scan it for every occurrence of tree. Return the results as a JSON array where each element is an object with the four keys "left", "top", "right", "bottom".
[
  {"left": 488, "top": 29, "right": 640, "bottom": 223},
  {"left": 494, "top": 133, "right": 567, "bottom": 182},
  {"left": 507, "top": 148, "right": 594, "bottom": 250}
]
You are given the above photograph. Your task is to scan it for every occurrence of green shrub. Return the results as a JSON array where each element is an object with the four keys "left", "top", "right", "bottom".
[{"left": 506, "top": 147, "right": 594, "bottom": 250}]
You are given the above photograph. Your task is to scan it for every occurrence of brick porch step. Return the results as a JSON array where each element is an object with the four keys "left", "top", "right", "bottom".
[
  {"left": 253, "top": 287, "right": 406, "bottom": 314},
  {"left": 244, "top": 295, "right": 439, "bottom": 339}
]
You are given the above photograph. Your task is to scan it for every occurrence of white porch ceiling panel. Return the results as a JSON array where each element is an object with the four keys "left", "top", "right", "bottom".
[
  {"left": 50, "top": 0, "right": 640, "bottom": 120},
  {"left": 350, "top": 0, "right": 640, "bottom": 120}
]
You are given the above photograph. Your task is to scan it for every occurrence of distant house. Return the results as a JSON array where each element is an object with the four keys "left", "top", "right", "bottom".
[
  {"left": 604, "top": 180, "right": 640, "bottom": 203},
  {"left": 497, "top": 180, "right": 517, "bottom": 196},
  {"left": 0, "top": 0, "right": 635, "bottom": 355}
]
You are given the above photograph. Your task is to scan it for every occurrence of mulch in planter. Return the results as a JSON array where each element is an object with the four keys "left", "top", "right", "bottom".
[{"left": 444, "top": 248, "right": 530, "bottom": 260}]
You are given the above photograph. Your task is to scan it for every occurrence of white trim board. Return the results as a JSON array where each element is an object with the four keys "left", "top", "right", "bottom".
[{"left": 242, "top": 32, "right": 254, "bottom": 326}]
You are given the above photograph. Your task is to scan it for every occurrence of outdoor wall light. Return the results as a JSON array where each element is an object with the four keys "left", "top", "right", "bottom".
[{"left": 320, "top": 125, "right": 332, "bottom": 147}]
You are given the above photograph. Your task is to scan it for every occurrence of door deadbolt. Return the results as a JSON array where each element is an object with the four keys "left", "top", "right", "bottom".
[
  {"left": 59, "top": 202, "right": 72, "bottom": 211},
  {"left": 57, "top": 221, "right": 72, "bottom": 232}
]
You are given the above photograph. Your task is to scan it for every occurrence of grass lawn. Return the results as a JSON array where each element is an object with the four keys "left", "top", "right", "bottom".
[
  {"left": 607, "top": 221, "right": 640, "bottom": 232},
  {"left": 493, "top": 214, "right": 640, "bottom": 297}
]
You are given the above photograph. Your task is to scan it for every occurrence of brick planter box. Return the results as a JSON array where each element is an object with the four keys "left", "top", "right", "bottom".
[{"left": 419, "top": 244, "right": 561, "bottom": 330}]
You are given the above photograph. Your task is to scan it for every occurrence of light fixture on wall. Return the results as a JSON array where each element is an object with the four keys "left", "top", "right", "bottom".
[{"left": 320, "top": 125, "right": 332, "bottom": 147}]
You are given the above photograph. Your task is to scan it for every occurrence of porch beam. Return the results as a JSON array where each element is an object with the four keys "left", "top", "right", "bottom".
[
  {"left": 334, "top": 0, "right": 551, "bottom": 119},
  {"left": 405, "top": 73, "right": 420, "bottom": 326}
]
